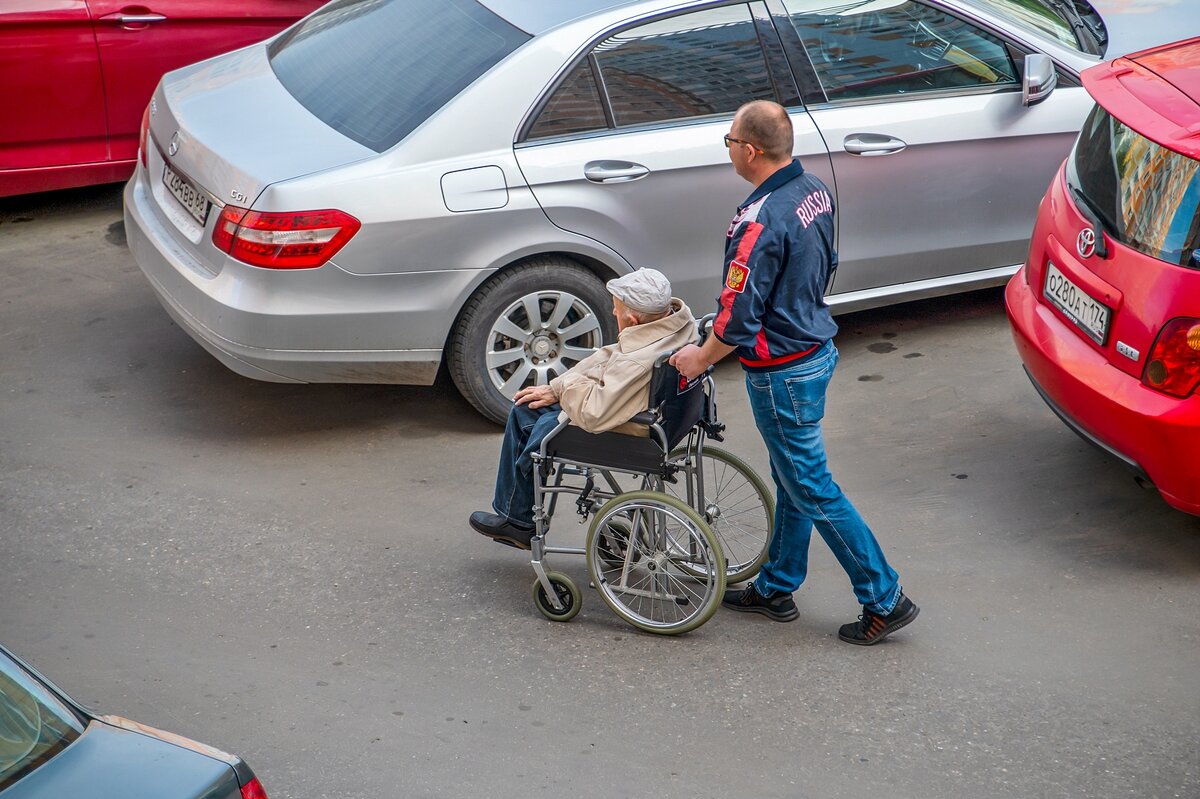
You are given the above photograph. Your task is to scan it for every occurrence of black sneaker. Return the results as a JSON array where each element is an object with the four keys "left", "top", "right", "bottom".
[
  {"left": 469, "top": 511, "right": 535, "bottom": 551},
  {"left": 838, "top": 593, "right": 919, "bottom": 645},
  {"left": 722, "top": 583, "right": 799, "bottom": 622}
]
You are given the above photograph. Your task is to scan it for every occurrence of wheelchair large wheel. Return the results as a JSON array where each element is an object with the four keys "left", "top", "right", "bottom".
[
  {"left": 586, "top": 491, "right": 725, "bottom": 635},
  {"left": 666, "top": 446, "right": 774, "bottom": 584}
]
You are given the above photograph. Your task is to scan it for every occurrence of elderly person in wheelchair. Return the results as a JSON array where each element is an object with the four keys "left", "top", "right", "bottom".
[{"left": 469, "top": 267, "right": 698, "bottom": 551}]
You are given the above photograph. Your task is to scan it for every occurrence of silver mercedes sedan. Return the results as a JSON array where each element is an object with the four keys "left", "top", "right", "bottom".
[{"left": 123, "top": 0, "right": 1191, "bottom": 423}]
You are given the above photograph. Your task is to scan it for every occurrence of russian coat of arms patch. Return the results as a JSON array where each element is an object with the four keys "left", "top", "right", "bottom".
[{"left": 725, "top": 259, "right": 749, "bottom": 293}]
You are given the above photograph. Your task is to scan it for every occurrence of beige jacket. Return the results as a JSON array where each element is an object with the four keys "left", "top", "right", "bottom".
[{"left": 549, "top": 298, "right": 698, "bottom": 435}]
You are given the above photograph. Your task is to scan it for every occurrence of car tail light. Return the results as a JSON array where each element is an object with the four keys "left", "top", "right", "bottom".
[
  {"left": 1142, "top": 317, "right": 1200, "bottom": 398},
  {"left": 212, "top": 206, "right": 360, "bottom": 269},
  {"left": 240, "top": 778, "right": 269, "bottom": 799},
  {"left": 139, "top": 105, "right": 151, "bottom": 170}
]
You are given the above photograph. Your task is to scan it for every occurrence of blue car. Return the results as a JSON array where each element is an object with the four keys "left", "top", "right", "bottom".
[{"left": 0, "top": 645, "right": 267, "bottom": 799}]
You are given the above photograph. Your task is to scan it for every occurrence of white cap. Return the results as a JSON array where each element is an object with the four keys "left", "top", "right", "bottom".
[{"left": 606, "top": 268, "right": 672, "bottom": 315}]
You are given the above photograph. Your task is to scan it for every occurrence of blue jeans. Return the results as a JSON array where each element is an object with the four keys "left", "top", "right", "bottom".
[
  {"left": 745, "top": 341, "right": 901, "bottom": 615},
  {"left": 492, "top": 402, "right": 563, "bottom": 527}
]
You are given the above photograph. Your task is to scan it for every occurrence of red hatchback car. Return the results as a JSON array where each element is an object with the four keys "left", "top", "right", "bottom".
[
  {"left": 0, "top": 1, "right": 325, "bottom": 198},
  {"left": 1006, "top": 36, "right": 1200, "bottom": 516}
]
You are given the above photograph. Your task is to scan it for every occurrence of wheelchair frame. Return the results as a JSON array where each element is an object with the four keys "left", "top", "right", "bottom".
[{"left": 521, "top": 353, "right": 773, "bottom": 634}]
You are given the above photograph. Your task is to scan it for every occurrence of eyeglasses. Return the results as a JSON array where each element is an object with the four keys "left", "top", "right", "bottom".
[{"left": 723, "top": 134, "right": 763, "bottom": 154}]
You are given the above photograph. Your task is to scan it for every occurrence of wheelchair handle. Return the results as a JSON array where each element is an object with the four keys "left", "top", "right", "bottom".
[{"left": 697, "top": 313, "right": 716, "bottom": 345}]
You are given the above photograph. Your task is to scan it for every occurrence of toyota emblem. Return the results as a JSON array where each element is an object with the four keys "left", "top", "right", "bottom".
[
  {"left": 168, "top": 132, "right": 180, "bottom": 157},
  {"left": 1076, "top": 228, "right": 1096, "bottom": 259}
]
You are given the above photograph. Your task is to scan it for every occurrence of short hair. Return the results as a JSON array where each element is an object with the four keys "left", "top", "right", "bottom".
[
  {"left": 629, "top": 307, "right": 669, "bottom": 325},
  {"left": 736, "top": 100, "right": 793, "bottom": 161}
]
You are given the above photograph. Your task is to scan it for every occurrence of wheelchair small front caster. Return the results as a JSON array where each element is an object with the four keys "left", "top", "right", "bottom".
[{"left": 532, "top": 571, "right": 581, "bottom": 622}]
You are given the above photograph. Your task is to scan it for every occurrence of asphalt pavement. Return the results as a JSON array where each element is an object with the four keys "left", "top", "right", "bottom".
[{"left": 2, "top": 185, "right": 1198, "bottom": 799}]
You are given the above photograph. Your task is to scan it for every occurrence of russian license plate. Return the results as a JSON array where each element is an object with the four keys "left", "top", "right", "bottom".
[
  {"left": 161, "top": 162, "right": 210, "bottom": 225},
  {"left": 1043, "top": 261, "right": 1110, "bottom": 344}
]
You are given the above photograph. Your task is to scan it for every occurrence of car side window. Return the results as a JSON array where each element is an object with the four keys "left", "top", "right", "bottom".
[
  {"left": 597, "top": 5, "right": 775, "bottom": 126},
  {"left": 527, "top": 59, "right": 609, "bottom": 140},
  {"left": 527, "top": 4, "right": 776, "bottom": 139},
  {"left": 781, "top": 0, "right": 1018, "bottom": 102}
]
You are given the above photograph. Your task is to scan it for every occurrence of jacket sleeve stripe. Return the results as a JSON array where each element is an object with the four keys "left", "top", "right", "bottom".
[
  {"left": 714, "top": 286, "right": 736, "bottom": 340},
  {"left": 713, "top": 221, "right": 764, "bottom": 341},
  {"left": 733, "top": 220, "right": 765, "bottom": 265},
  {"left": 754, "top": 328, "right": 770, "bottom": 359}
]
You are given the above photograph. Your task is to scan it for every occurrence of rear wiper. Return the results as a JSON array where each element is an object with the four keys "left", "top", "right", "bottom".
[
  {"left": 1069, "top": 184, "right": 1111, "bottom": 259},
  {"left": 1038, "top": 0, "right": 1106, "bottom": 55}
]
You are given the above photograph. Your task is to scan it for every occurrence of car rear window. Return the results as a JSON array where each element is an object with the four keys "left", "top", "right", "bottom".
[
  {"left": 1067, "top": 105, "right": 1200, "bottom": 269},
  {"left": 268, "top": 0, "right": 530, "bottom": 152}
]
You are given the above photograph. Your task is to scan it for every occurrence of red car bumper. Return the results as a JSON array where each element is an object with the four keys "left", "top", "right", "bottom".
[{"left": 1006, "top": 271, "right": 1200, "bottom": 516}]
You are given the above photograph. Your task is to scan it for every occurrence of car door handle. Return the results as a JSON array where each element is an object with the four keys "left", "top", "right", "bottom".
[
  {"left": 584, "top": 161, "right": 650, "bottom": 183},
  {"left": 99, "top": 11, "right": 167, "bottom": 26},
  {"left": 843, "top": 134, "right": 907, "bottom": 156}
]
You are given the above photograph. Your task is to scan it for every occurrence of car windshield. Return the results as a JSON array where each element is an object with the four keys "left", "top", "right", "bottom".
[
  {"left": 1066, "top": 105, "right": 1200, "bottom": 269},
  {"left": 0, "top": 653, "right": 84, "bottom": 791},
  {"left": 966, "top": 0, "right": 1101, "bottom": 53},
  {"left": 267, "top": 0, "right": 530, "bottom": 152}
]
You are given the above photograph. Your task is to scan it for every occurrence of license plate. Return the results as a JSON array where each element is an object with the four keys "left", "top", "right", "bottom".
[
  {"left": 1043, "top": 261, "right": 1110, "bottom": 344},
  {"left": 161, "top": 162, "right": 210, "bottom": 225}
]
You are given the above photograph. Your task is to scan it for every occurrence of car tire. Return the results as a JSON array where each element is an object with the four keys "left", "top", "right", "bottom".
[{"left": 448, "top": 258, "right": 617, "bottom": 425}]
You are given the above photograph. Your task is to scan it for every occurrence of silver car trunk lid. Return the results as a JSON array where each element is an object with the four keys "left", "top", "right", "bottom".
[{"left": 146, "top": 44, "right": 373, "bottom": 259}]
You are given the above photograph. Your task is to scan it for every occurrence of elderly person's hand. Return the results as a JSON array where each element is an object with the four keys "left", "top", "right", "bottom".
[
  {"left": 514, "top": 384, "right": 558, "bottom": 409},
  {"left": 669, "top": 344, "right": 710, "bottom": 381}
]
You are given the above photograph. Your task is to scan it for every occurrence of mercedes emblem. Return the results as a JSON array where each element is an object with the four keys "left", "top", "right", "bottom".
[
  {"left": 1076, "top": 228, "right": 1096, "bottom": 259},
  {"left": 168, "top": 132, "right": 181, "bottom": 157}
]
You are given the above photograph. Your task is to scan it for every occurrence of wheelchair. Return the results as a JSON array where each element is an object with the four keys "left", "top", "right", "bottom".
[{"left": 524, "top": 320, "right": 775, "bottom": 635}]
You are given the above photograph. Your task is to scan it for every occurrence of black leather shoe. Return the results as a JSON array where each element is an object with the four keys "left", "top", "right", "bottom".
[{"left": 469, "top": 511, "right": 535, "bottom": 551}]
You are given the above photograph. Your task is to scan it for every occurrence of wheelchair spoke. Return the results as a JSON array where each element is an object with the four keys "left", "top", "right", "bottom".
[{"left": 714, "top": 461, "right": 741, "bottom": 501}]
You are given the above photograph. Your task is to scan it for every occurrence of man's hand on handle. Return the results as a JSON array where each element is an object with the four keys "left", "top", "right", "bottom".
[
  {"left": 669, "top": 344, "right": 710, "bottom": 381},
  {"left": 670, "top": 337, "right": 736, "bottom": 380}
]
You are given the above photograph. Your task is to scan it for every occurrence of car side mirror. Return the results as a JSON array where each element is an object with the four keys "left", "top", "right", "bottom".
[{"left": 1023, "top": 54, "right": 1057, "bottom": 107}]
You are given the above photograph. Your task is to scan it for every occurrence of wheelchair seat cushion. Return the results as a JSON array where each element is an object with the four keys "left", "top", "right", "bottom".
[{"left": 545, "top": 425, "right": 668, "bottom": 475}]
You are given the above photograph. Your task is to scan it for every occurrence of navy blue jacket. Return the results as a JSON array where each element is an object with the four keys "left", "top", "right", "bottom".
[{"left": 713, "top": 159, "right": 838, "bottom": 366}]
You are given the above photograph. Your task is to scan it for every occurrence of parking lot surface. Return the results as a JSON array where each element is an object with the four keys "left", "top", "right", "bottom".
[{"left": 2, "top": 186, "right": 1198, "bottom": 799}]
